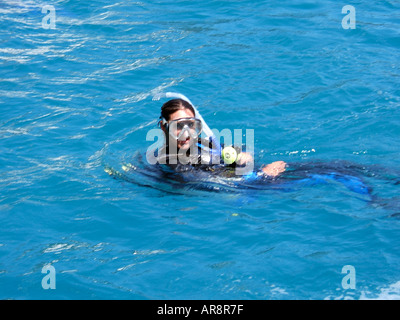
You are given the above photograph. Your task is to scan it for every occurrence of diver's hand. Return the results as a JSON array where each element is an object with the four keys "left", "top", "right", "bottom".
[
  {"left": 236, "top": 152, "right": 253, "bottom": 166},
  {"left": 262, "top": 161, "right": 287, "bottom": 177}
]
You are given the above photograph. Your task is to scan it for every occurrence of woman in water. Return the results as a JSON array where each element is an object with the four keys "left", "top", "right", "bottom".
[
  {"left": 103, "top": 92, "right": 388, "bottom": 202},
  {"left": 156, "top": 98, "right": 287, "bottom": 177},
  {"left": 105, "top": 94, "right": 399, "bottom": 215}
]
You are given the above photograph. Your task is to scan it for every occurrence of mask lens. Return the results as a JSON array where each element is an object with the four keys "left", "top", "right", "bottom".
[{"left": 168, "top": 118, "right": 202, "bottom": 140}]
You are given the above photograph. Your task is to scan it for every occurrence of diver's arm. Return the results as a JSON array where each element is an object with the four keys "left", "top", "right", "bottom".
[
  {"left": 236, "top": 152, "right": 253, "bottom": 166},
  {"left": 262, "top": 161, "right": 287, "bottom": 177}
]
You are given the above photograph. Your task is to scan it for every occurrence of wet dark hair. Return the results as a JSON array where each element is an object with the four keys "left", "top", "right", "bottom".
[{"left": 160, "top": 99, "right": 196, "bottom": 121}]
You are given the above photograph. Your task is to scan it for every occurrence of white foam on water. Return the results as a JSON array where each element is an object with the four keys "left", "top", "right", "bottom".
[{"left": 360, "top": 281, "right": 400, "bottom": 300}]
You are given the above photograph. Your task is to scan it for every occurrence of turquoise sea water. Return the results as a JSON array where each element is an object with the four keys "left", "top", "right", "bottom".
[{"left": 1, "top": 0, "right": 400, "bottom": 299}]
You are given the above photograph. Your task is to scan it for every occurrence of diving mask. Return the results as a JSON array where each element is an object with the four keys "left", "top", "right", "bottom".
[{"left": 163, "top": 117, "right": 203, "bottom": 140}]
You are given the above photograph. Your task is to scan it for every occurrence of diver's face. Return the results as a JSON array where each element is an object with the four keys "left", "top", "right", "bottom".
[{"left": 167, "top": 109, "right": 196, "bottom": 150}]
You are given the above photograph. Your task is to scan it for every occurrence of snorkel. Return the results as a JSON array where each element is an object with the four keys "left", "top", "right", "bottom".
[{"left": 153, "top": 92, "right": 222, "bottom": 156}]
